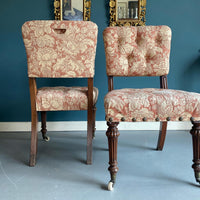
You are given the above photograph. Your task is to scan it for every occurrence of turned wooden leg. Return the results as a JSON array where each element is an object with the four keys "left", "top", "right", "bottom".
[
  {"left": 92, "top": 105, "right": 97, "bottom": 139},
  {"left": 157, "top": 121, "right": 167, "bottom": 150},
  {"left": 190, "top": 121, "right": 200, "bottom": 183},
  {"left": 106, "top": 122, "right": 120, "bottom": 190},
  {"left": 30, "top": 110, "right": 38, "bottom": 167},
  {"left": 41, "top": 111, "right": 49, "bottom": 141}
]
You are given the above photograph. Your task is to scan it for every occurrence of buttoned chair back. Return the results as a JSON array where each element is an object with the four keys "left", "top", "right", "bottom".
[
  {"left": 22, "top": 20, "right": 98, "bottom": 166},
  {"left": 103, "top": 25, "right": 200, "bottom": 190},
  {"left": 104, "top": 26, "right": 171, "bottom": 77}
]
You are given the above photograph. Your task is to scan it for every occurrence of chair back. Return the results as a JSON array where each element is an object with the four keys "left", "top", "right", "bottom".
[
  {"left": 103, "top": 26, "right": 171, "bottom": 77},
  {"left": 22, "top": 20, "right": 98, "bottom": 78}
]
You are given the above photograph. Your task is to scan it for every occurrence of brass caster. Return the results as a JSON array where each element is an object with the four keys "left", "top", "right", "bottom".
[
  {"left": 195, "top": 172, "right": 200, "bottom": 183},
  {"left": 43, "top": 136, "right": 50, "bottom": 142},
  {"left": 108, "top": 181, "right": 114, "bottom": 191}
]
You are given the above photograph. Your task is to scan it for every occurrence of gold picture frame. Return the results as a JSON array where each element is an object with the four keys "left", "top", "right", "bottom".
[
  {"left": 54, "top": 0, "right": 91, "bottom": 21},
  {"left": 109, "top": 0, "right": 146, "bottom": 26}
]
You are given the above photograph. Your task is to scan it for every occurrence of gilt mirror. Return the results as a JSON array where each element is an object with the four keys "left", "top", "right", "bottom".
[
  {"left": 54, "top": 0, "right": 91, "bottom": 21},
  {"left": 109, "top": 0, "right": 146, "bottom": 26}
]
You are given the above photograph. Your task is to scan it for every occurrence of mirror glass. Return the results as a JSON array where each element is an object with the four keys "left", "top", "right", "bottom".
[
  {"left": 109, "top": 0, "right": 146, "bottom": 26},
  {"left": 117, "top": 0, "right": 139, "bottom": 20},
  {"left": 54, "top": 0, "right": 91, "bottom": 21}
]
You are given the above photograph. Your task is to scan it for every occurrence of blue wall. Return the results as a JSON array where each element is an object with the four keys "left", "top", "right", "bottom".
[{"left": 0, "top": 0, "right": 200, "bottom": 122}]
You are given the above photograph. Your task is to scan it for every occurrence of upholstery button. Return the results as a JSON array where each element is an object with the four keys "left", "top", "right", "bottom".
[
  {"left": 190, "top": 117, "right": 194, "bottom": 122},
  {"left": 121, "top": 117, "right": 125, "bottom": 121},
  {"left": 109, "top": 117, "right": 113, "bottom": 122},
  {"left": 155, "top": 117, "right": 160, "bottom": 121},
  {"left": 179, "top": 117, "right": 183, "bottom": 121},
  {"left": 143, "top": 117, "right": 147, "bottom": 122},
  {"left": 132, "top": 118, "right": 136, "bottom": 122}
]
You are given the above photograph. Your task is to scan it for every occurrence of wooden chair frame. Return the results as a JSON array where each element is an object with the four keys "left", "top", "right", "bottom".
[
  {"left": 29, "top": 77, "right": 96, "bottom": 166},
  {"left": 106, "top": 75, "right": 200, "bottom": 189}
]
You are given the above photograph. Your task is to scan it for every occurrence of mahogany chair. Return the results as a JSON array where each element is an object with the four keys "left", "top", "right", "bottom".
[
  {"left": 103, "top": 25, "right": 200, "bottom": 190},
  {"left": 22, "top": 20, "right": 98, "bottom": 166}
]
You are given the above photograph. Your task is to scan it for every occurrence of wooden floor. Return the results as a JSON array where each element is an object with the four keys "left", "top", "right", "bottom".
[{"left": 0, "top": 130, "right": 200, "bottom": 200}]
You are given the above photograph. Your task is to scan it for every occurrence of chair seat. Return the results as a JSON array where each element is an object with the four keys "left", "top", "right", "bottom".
[
  {"left": 104, "top": 88, "right": 200, "bottom": 122},
  {"left": 36, "top": 86, "right": 98, "bottom": 111}
]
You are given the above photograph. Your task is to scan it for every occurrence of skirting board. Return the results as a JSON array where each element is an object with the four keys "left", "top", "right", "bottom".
[{"left": 0, "top": 121, "right": 192, "bottom": 132}]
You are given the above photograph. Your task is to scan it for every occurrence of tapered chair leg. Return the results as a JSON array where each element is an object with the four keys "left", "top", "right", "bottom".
[
  {"left": 30, "top": 110, "right": 38, "bottom": 167},
  {"left": 87, "top": 78, "right": 94, "bottom": 165},
  {"left": 87, "top": 108, "right": 93, "bottom": 164},
  {"left": 41, "top": 111, "right": 49, "bottom": 141},
  {"left": 190, "top": 121, "right": 200, "bottom": 184},
  {"left": 106, "top": 122, "right": 120, "bottom": 191},
  {"left": 92, "top": 105, "right": 97, "bottom": 139},
  {"left": 157, "top": 121, "right": 167, "bottom": 150}
]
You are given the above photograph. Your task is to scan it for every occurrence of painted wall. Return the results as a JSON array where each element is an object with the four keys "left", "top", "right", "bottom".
[{"left": 0, "top": 0, "right": 200, "bottom": 122}]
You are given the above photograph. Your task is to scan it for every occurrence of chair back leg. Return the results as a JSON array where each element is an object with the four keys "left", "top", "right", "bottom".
[
  {"left": 92, "top": 105, "right": 97, "bottom": 138},
  {"left": 157, "top": 75, "right": 168, "bottom": 150},
  {"left": 41, "top": 111, "right": 48, "bottom": 139},
  {"left": 157, "top": 121, "right": 168, "bottom": 150}
]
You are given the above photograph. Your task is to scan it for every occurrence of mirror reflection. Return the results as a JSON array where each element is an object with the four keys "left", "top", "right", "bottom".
[{"left": 117, "top": 0, "right": 139, "bottom": 20}]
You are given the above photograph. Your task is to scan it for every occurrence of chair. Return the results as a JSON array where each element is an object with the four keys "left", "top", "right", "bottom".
[
  {"left": 22, "top": 20, "right": 98, "bottom": 166},
  {"left": 103, "top": 25, "right": 200, "bottom": 190}
]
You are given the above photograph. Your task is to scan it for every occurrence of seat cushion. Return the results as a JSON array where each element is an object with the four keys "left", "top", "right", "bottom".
[
  {"left": 36, "top": 87, "right": 98, "bottom": 111},
  {"left": 104, "top": 88, "right": 200, "bottom": 122}
]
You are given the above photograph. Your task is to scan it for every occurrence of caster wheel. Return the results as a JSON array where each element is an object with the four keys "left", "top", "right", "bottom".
[
  {"left": 43, "top": 136, "right": 50, "bottom": 142},
  {"left": 108, "top": 181, "right": 114, "bottom": 191}
]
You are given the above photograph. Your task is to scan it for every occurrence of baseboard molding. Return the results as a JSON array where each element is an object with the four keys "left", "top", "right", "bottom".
[{"left": 0, "top": 121, "right": 192, "bottom": 132}]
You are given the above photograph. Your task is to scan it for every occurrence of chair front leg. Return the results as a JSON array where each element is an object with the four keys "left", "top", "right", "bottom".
[
  {"left": 30, "top": 110, "right": 38, "bottom": 167},
  {"left": 87, "top": 106, "right": 93, "bottom": 164},
  {"left": 190, "top": 121, "right": 200, "bottom": 183},
  {"left": 29, "top": 77, "right": 38, "bottom": 167},
  {"left": 106, "top": 122, "right": 120, "bottom": 190},
  {"left": 87, "top": 78, "right": 94, "bottom": 165}
]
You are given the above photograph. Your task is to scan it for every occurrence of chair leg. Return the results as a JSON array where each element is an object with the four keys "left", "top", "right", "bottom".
[
  {"left": 87, "top": 105, "right": 93, "bottom": 165},
  {"left": 30, "top": 110, "right": 38, "bottom": 167},
  {"left": 190, "top": 121, "right": 200, "bottom": 184},
  {"left": 92, "top": 105, "right": 97, "bottom": 139},
  {"left": 157, "top": 121, "right": 167, "bottom": 150},
  {"left": 41, "top": 111, "right": 49, "bottom": 141},
  {"left": 106, "top": 122, "right": 120, "bottom": 191}
]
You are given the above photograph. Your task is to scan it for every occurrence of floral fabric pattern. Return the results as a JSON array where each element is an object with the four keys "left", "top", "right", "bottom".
[
  {"left": 103, "top": 26, "right": 171, "bottom": 76},
  {"left": 104, "top": 88, "right": 200, "bottom": 122},
  {"left": 22, "top": 21, "right": 98, "bottom": 78},
  {"left": 36, "top": 87, "right": 98, "bottom": 111}
]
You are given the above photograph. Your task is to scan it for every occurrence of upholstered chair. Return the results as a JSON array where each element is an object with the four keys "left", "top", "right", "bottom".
[
  {"left": 103, "top": 25, "right": 200, "bottom": 190},
  {"left": 22, "top": 20, "right": 98, "bottom": 166}
]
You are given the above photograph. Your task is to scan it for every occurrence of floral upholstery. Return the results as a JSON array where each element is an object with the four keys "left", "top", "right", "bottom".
[
  {"left": 22, "top": 21, "right": 98, "bottom": 78},
  {"left": 36, "top": 87, "right": 98, "bottom": 111},
  {"left": 104, "top": 88, "right": 200, "bottom": 122},
  {"left": 103, "top": 26, "right": 171, "bottom": 77}
]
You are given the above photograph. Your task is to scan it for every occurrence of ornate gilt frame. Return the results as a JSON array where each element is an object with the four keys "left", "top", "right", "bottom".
[
  {"left": 54, "top": 0, "right": 91, "bottom": 21},
  {"left": 109, "top": 0, "right": 146, "bottom": 26}
]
